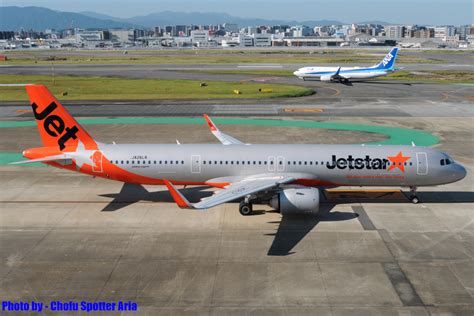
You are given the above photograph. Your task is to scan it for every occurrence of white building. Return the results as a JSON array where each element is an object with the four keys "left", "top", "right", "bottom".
[
  {"left": 239, "top": 34, "right": 254, "bottom": 47},
  {"left": 110, "top": 29, "right": 134, "bottom": 43},
  {"left": 253, "top": 34, "right": 272, "bottom": 47},
  {"left": 191, "top": 30, "right": 209, "bottom": 44},
  {"left": 292, "top": 25, "right": 313, "bottom": 37},
  {"left": 434, "top": 26, "right": 456, "bottom": 41}
]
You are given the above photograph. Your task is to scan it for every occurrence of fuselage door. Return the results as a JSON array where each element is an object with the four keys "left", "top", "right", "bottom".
[
  {"left": 191, "top": 155, "right": 201, "bottom": 173},
  {"left": 277, "top": 156, "right": 285, "bottom": 172},
  {"left": 416, "top": 152, "right": 428, "bottom": 175},
  {"left": 268, "top": 156, "right": 276, "bottom": 172}
]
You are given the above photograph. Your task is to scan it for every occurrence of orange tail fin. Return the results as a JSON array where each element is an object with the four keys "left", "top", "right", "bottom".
[{"left": 26, "top": 85, "right": 97, "bottom": 151}]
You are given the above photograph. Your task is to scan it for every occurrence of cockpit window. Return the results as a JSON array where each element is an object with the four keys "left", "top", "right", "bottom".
[{"left": 440, "top": 158, "right": 453, "bottom": 166}]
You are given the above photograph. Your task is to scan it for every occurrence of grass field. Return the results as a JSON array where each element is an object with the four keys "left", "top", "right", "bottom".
[
  {"left": 0, "top": 74, "right": 314, "bottom": 101},
  {"left": 2, "top": 50, "right": 440, "bottom": 65}
]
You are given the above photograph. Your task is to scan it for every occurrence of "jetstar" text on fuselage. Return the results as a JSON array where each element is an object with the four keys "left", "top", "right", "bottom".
[{"left": 326, "top": 155, "right": 389, "bottom": 170}]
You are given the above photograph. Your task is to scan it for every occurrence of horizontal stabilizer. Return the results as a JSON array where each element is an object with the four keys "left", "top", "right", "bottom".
[{"left": 9, "top": 154, "right": 70, "bottom": 165}]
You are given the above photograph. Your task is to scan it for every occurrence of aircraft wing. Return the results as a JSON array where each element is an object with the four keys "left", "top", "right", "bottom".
[
  {"left": 203, "top": 114, "right": 246, "bottom": 145},
  {"left": 164, "top": 174, "right": 295, "bottom": 209},
  {"left": 331, "top": 67, "right": 347, "bottom": 80}
]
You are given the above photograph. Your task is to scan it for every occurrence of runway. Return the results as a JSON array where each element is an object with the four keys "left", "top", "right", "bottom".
[{"left": 1, "top": 80, "right": 473, "bottom": 118}]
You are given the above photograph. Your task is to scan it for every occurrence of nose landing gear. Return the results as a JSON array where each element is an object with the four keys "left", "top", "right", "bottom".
[{"left": 409, "top": 186, "right": 420, "bottom": 204}]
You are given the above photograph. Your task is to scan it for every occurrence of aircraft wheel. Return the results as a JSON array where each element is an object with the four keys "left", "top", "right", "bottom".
[{"left": 239, "top": 201, "right": 253, "bottom": 216}]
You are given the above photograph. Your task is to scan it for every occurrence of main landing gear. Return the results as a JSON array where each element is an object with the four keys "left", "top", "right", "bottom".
[
  {"left": 239, "top": 195, "right": 254, "bottom": 216},
  {"left": 409, "top": 186, "right": 420, "bottom": 204},
  {"left": 239, "top": 201, "right": 253, "bottom": 216}
]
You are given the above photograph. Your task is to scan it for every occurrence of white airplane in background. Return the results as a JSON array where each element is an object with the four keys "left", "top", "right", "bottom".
[
  {"left": 12, "top": 85, "right": 466, "bottom": 216},
  {"left": 293, "top": 47, "right": 399, "bottom": 83}
]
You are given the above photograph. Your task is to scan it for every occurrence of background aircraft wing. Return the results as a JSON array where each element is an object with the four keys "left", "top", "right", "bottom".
[
  {"left": 165, "top": 174, "right": 295, "bottom": 209},
  {"left": 203, "top": 114, "right": 246, "bottom": 145}
]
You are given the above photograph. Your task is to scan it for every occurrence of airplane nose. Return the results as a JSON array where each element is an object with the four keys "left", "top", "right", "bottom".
[
  {"left": 452, "top": 163, "right": 467, "bottom": 182},
  {"left": 456, "top": 164, "right": 467, "bottom": 181},
  {"left": 293, "top": 70, "right": 300, "bottom": 76}
]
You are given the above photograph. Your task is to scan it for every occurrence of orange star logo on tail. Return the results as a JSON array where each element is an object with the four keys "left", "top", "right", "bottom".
[{"left": 387, "top": 151, "right": 411, "bottom": 172}]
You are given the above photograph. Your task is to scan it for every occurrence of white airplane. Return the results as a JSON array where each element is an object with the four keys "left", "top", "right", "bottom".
[
  {"left": 12, "top": 85, "right": 466, "bottom": 216},
  {"left": 293, "top": 47, "right": 399, "bottom": 83}
]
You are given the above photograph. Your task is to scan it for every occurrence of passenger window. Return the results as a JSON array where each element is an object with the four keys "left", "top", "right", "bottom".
[
  {"left": 153, "top": 160, "right": 156, "bottom": 164},
  {"left": 165, "top": 160, "right": 167, "bottom": 164},
  {"left": 236, "top": 161, "right": 239, "bottom": 165},
  {"left": 315, "top": 161, "right": 318, "bottom": 165},
  {"left": 304, "top": 161, "right": 307, "bottom": 165},
  {"left": 203, "top": 161, "right": 206, "bottom": 164},
  {"left": 182, "top": 161, "right": 184, "bottom": 164},
  {"left": 132, "top": 161, "right": 135, "bottom": 164},
  {"left": 121, "top": 160, "right": 124, "bottom": 164},
  {"left": 279, "top": 161, "right": 282, "bottom": 165}
]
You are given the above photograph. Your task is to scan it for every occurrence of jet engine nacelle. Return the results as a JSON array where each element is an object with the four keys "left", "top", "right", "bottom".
[
  {"left": 320, "top": 74, "right": 333, "bottom": 82},
  {"left": 269, "top": 186, "right": 320, "bottom": 215}
]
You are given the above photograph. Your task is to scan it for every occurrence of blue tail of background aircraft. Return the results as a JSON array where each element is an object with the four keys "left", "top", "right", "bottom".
[{"left": 374, "top": 47, "right": 399, "bottom": 70}]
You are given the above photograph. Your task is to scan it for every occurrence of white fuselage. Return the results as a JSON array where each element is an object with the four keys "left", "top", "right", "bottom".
[{"left": 293, "top": 66, "right": 390, "bottom": 80}]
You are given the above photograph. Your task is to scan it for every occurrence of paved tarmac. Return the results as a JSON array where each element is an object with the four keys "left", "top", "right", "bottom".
[
  {"left": 1, "top": 116, "right": 473, "bottom": 315},
  {"left": 0, "top": 50, "right": 473, "bottom": 314}
]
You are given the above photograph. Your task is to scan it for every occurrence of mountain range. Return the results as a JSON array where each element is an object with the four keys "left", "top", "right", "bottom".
[{"left": 0, "top": 6, "right": 390, "bottom": 31}]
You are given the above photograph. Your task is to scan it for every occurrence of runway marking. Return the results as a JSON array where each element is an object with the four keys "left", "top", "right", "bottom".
[
  {"left": 238, "top": 65, "right": 283, "bottom": 68},
  {"left": 15, "top": 109, "right": 32, "bottom": 113},
  {"left": 283, "top": 108, "right": 324, "bottom": 113}
]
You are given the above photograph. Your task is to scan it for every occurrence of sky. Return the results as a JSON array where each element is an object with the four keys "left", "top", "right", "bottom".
[{"left": 1, "top": 0, "right": 473, "bottom": 25}]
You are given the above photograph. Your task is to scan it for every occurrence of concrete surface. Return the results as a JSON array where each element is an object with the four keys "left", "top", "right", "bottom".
[{"left": 1, "top": 116, "right": 473, "bottom": 315}]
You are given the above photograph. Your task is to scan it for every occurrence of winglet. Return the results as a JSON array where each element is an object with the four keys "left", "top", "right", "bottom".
[
  {"left": 335, "top": 66, "right": 341, "bottom": 75},
  {"left": 203, "top": 114, "right": 218, "bottom": 132},
  {"left": 202, "top": 114, "right": 245, "bottom": 145},
  {"left": 163, "top": 179, "right": 194, "bottom": 209}
]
